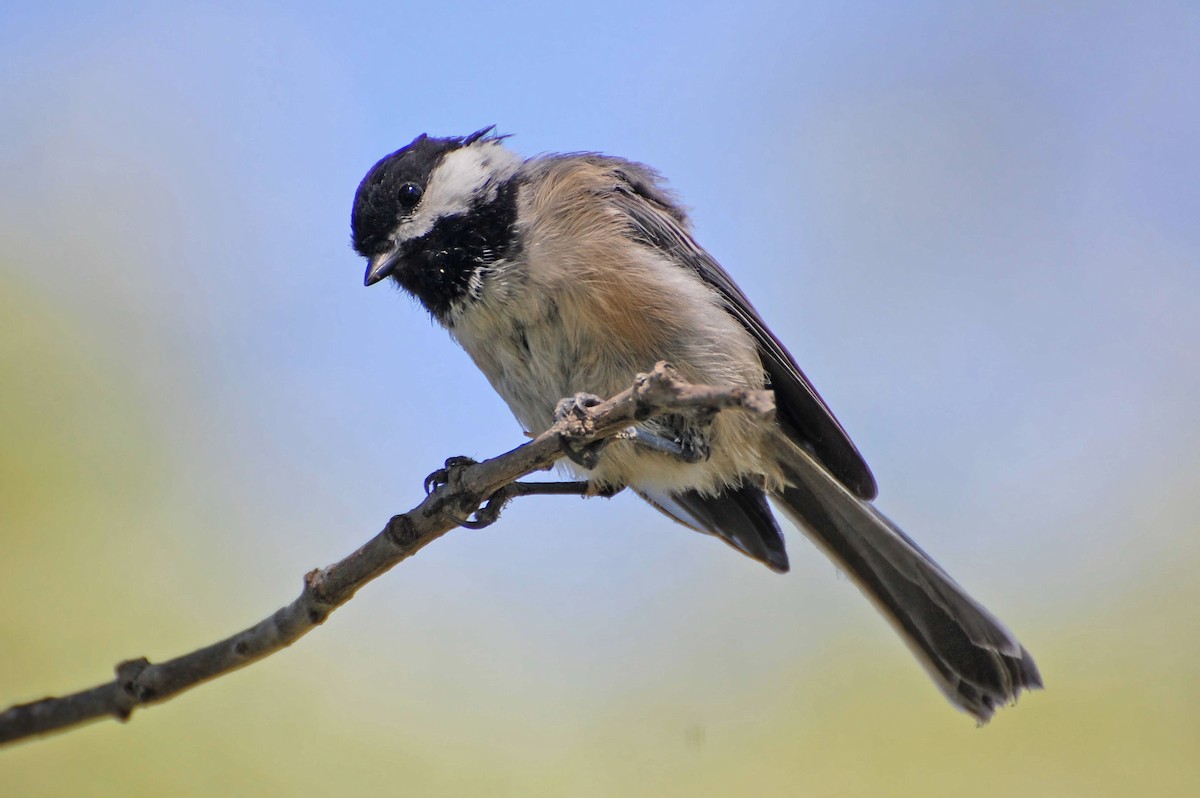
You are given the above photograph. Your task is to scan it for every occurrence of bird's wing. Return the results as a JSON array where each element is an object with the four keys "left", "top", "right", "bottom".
[
  {"left": 604, "top": 164, "right": 878, "bottom": 499},
  {"left": 636, "top": 485, "right": 790, "bottom": 573}
]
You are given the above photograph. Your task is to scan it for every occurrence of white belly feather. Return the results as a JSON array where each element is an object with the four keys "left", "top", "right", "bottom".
[{"left": 448, "top": 242, "right": 778, "bottom": 496}]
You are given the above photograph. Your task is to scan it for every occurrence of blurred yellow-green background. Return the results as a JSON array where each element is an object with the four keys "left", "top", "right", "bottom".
[{"left": 3, "top": 2, "right": 1198, "bottom": 795}]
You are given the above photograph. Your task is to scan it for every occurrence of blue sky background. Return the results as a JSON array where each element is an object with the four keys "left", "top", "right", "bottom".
[{"left": 3, "top": 2, "right": 1198, "bottom": 795}]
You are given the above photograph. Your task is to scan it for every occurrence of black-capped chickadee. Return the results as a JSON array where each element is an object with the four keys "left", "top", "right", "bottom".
[{"left": 350, "top": 127, "right": 1041, "bottom": 722}]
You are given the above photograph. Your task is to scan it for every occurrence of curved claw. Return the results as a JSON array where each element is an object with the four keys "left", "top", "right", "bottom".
[
  {"left": 423, "top": 470, "right": 445, "bottom": 495},
  {"left": 444, "top": 504, "right": 490, "bottom": 530},
  {"left": 424, "top": 455, "right": 479, "bottom": 495},
  {"left": 449, "top": 486, "right": 514, "bottom": 530}
]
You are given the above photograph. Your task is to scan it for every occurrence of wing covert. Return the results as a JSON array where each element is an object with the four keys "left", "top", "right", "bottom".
[{"left": 605, "top": 167, "right": 878, "bottom": 499}]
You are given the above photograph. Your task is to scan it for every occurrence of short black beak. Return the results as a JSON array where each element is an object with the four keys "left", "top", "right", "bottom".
[{"left": 364, "top": 250, "right": 403, "bottom": 286}]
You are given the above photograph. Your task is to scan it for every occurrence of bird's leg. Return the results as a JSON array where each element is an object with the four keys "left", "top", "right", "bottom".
[
  {"left": 460, "top": 480, "right": 623, "bottom": 529},
  {"left": 615, "top": 427, "right": 709, "bottom": 463},
  {"left": 424, "top": 453, "right": 620, "bottom": 529},
  {"left": 619, "top": 416, "right": 711, "bottom": 464}
]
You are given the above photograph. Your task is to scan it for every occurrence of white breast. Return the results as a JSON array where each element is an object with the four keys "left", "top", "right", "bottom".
[{"left": 448, "top": 226, "right": 778, "bottom": 496}]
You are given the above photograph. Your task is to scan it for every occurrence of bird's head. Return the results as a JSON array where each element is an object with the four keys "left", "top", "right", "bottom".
[{"left": 351, "top": 127, "right": 522, "bottom": 319}]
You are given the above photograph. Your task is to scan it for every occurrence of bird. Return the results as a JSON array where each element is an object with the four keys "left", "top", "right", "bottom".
[{"left": 350, "top": 127, "right": 1042, "bottom": 722}]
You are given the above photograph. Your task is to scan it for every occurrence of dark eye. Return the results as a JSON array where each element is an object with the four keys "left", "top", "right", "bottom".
[{"left": 398, "top": 182, "right": 423, "bottom": 207}]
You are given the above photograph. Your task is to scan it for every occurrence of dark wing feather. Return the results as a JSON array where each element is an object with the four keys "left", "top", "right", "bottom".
[
  {"left": 604, "top": 166, "right": 878, "bottom": 499},
  {"left": 637, "top": 485, "right": 790, "bottom": 573}
]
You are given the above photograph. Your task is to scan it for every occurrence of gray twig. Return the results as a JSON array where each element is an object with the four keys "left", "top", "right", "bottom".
[{"left": 0, "top": 362, "right": 774, "bottom": 747}]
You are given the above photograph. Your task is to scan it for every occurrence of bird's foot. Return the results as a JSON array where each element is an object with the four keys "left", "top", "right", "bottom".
[
  {"left": 554, "top": 392, "right": 609, "bottom": 469},
  {"left": 423, "top": 455, "right": 478, "bottom": 495}
]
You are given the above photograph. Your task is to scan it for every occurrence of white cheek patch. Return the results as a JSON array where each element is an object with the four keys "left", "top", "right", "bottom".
[{"left": 392, "top": 142, "right": 523, "bottom": 243}]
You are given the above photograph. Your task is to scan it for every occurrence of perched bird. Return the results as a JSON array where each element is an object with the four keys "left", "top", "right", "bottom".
[{"left": 350, "top": 127, "right": 1041, "bottom": 722}]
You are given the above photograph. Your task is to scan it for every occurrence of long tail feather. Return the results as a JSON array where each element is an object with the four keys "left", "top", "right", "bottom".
[{"left": 772, "top": 443, "right": 1042, "bottom": 722}]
